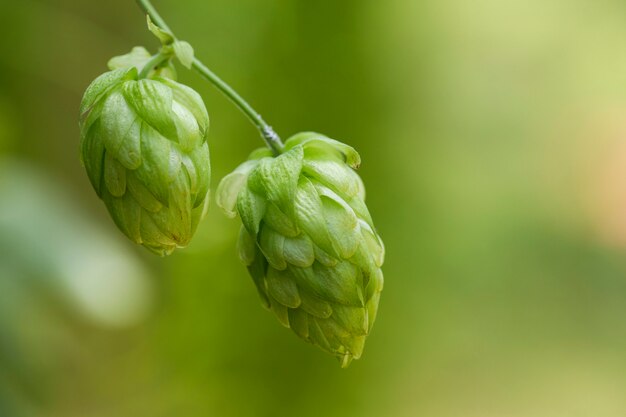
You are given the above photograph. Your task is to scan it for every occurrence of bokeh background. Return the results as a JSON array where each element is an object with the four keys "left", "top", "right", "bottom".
[{"left": 1, "top": 0, "right": 626, "bottom": 415}]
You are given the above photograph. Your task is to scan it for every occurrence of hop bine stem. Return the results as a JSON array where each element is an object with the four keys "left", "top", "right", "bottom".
[
  {"left": 134, "top": 0, "right": 284, "bottom": 155},
  {"left": 138, "top": 50, "right": 169, "bottom": 78}
]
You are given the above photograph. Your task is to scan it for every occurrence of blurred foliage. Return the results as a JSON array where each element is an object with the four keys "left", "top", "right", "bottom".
[{"left": 2, "top": 0, "right": 626, "bottom": 416}]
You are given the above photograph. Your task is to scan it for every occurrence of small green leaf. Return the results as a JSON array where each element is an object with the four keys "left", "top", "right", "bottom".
[
  {"left": 313, "top": 244, "right": 338, "bottom": 267},
  {"left": 100, "top": 90, "right": 142, "bottom": 170},
  {"left": 317, "top": 185, "right": 359, "bottom": 259},
  {"left": 309, "top": 318, "right": 333, "bottom": 351},
  {"left": 237, "top": 186, "right": 266, "bottom": 236},
  {"left": 264, "top": 202, "right": 299, "bottom": 237},
  {"left": 366, "top": 291, "right": 381, "bottom": 332},
  {"left": 283, "top": 233, "right": 315, "bottom": 268},
  {"left": 365, "top": 268, "right": 384, "bottom": 299},
  {"left": 147, "top": 15, "right": 174, "bottom": 45},
  {"left": 188, "top": 143, "right": 211, "bottom": 208},
  {"left": 332, "top": 304, "right": 368, "bottom": 336},
  {"left": 307, "top": 261, "right": 362, "bottom": 307},
  {"left": 284, "top": 132, "right": 361, "bottom": 169},
  {"left": 103, "top": 152, "right": 127, "bottom": 198},
  {"left": 312, "top": 318, "right": 348, "bottom": 355},
  {"left": 257, "top": 146, "right": 303, "bottom": 214},
  {"left": 157, "top": 77, "right": 209, "bottom": 134},
  {"left": 216, "top": 160, "right": 259, "bottom": 218},
  {"left": 247, "top": 252, "right": 270, "bottom": 309},
  {"left": 303, "top": 137, "right": 361, "bottom": 169},
  {"left": 173, "top": 40, "right": 194, "bottom": 69},
  {"left": 259, "top": 225, "right": 287, "bottom": 270},
  {"left": 345, "top": 195, "right": 373, "bottom": 229},
  {"left": 190, "top": 194, "right": 210, "bottom": 231},
  {"left": 135, "top": 123, "right": 172, "bottom": 204},
  {"left": 171, "top": 100, "right": 202, "bottom": 151},
  {"left": 126, "top": 171, "right": 163, "bottom": 212},
  {"left": 297, "top": 287, "right": 333, "bottom": 318},
  {"left": 150, "top": 172, "right": 192, "bottom": 245},
  {"left": 122, "top": 79, "right": 177, "bottom": 140},
  {"left": 107, "top": 46, "right": 152, "bottom": 72},
  {"left": 266, "top": 267, "right": 301, "bottom": 308},
  {"left": 103, "top": 191, "right": 141, "bottom": 244},
  {"left": 164, "top": 142, "right": 181, "bottom": 182},
  {"left": 282, "top": 132, "right": 326, "bottom": 151},
  {"left": 180, "top": 153, "right": 198, "bottom": 194},
  {"left": 80, "top": 120, "right": 106, "bottom": 196},
  {"left": 359, "top": 220, "right": 385, "bottom": 268},
  {"left": 237, "top": 226, "right": 257, "bottom": 266},
  {"left": 303, "top": 156, "right": 362, "bottom": 200},
  {"left": 79, "top": 68, "right": 136, "bottom": 118},
  {"left": 246, "top": 158, "right": 271, "bottom": 196},
  {"left": 140, "top": 212, "right": 177, "bottom": 247},
  {"left": 269, "top": 297, "right": 290, "bottom": 328},
  {"left": 294, "top": 177, "right": 336, "bottom": 256},
  {"left": 288, "top": 309, "right": 309, "bottom": 339}
]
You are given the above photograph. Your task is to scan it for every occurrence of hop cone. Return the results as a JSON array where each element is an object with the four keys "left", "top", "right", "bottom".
[
  {"left": 217, "top": 132, "right": 384, "bottom": 366},
  {"left": 79, "top": 58, "right": 210, "bottom": 256}
]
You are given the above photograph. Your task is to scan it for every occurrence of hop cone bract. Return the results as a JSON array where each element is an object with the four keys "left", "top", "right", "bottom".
[
  {"left": 217, "top": 132, "right": 384, "bottom": 366},
  {"left": 79, "top": 64, "right": 210, "bottom": 256}
]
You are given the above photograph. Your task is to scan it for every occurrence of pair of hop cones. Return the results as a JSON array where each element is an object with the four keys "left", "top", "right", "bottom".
[{"left": 79, "top": 46, "right": 384, "bottom": 367}]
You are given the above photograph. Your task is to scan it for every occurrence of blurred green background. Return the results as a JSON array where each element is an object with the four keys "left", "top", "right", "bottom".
[{"left": 2, "top": 0, "right": 626, "bottom": 415}]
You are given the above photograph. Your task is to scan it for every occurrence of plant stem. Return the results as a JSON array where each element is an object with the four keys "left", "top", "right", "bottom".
[
  {"left": 138, "top": 51, "right": 169, "bottom": 79},
  {"left": 189, "top": 59, "right": 284, "bottom": 153},
  {"left": 134, "top": 0, "right": 284, "bottom": 155}
]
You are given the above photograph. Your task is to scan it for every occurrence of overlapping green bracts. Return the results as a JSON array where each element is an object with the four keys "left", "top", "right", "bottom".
[
  {"left": 217, "top": 132, "right": 384, "bottom": 366},
  {"left": 79, "top": 65, "right": 210, "bottom": 255}
]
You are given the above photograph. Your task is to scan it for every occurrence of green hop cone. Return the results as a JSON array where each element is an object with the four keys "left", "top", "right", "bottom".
[
  {"left": 79, "top": 53, "right": 210, "bottom": 256},
  {"left": 217, "top": 132, "right": 384, "bottom": 367}
]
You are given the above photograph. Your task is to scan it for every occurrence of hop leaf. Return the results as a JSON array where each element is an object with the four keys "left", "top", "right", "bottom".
[
  {"left": 172, "top": 41, "right": 194, "bottom": 69},
  {"left": 218, "top": 132, "right": 384, "bottom": 367},
  {"left": 147, "top": 15, "right": 175, "bottom": 45},
  {"left": 145, "top": 16, "right": 194, "bottom": 70},
  {"left": 79, "top": 67, "right": 211, "bottom": 256}
]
